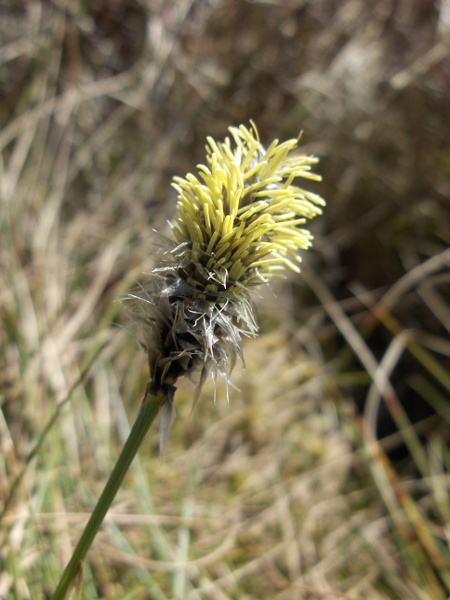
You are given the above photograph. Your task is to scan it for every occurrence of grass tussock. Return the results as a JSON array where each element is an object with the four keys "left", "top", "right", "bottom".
[{"left": 0, "top": 1, "right": 449, "bottom": 599}]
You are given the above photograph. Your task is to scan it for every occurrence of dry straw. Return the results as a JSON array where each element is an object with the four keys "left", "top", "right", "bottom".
[{"left": 51, "top": 122, "right": 325, "bottom": 598}]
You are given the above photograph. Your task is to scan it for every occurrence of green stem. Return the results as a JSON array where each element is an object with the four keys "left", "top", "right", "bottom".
[{"left": 51, "top": 384, "right": 168, "bottom": 600}]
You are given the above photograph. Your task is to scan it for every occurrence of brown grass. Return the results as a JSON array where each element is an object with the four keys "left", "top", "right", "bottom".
[{"left": 0, "top": 1, "right": 449, "bottom": 598}]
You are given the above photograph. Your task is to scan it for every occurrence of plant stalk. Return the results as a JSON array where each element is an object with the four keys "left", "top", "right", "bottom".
[{"left": 51, "top": 384, "right": 167, "bottom": 600}]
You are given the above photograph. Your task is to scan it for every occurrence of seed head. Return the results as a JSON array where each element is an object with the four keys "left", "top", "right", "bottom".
[{"left": 128, "top": 123, "right": 325, "bottom": 442}]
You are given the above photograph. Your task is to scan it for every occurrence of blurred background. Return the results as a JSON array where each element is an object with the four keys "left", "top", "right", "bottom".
[{"left": 0, "top": 1, "right": 449, "bottom": 599}]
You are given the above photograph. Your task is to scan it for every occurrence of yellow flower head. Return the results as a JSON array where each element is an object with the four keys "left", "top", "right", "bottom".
[
  {"left": 171, "top": 123, "right": 325, "bottom": 292},
  {"left": 129, "top": 123, "right": 325, "bottom": 403}
]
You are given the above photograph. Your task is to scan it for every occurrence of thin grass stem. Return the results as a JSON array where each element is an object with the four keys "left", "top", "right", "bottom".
[
  {"left": 0, "top": 342, "right": 107, "bottom": 522},
  {"left": 51, "top": 384, "right": 167, "bottom": 600}
]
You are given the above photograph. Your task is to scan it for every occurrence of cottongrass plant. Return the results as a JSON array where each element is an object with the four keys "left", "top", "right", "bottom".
[{"left": 51, "top": 123, "right": 325, "bottom": 598}]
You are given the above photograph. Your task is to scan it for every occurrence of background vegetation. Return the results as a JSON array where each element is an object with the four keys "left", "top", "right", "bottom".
[{"left": 0, "top": 0, "right": 449, "bottom": 598}]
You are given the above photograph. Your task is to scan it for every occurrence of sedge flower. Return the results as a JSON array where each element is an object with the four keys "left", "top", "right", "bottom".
[
  {"left": 128, "top": 123, "right": 325, "bottom": 448},
  {"left": 50, "top": 124, "right": 325, "bottom": 598}
]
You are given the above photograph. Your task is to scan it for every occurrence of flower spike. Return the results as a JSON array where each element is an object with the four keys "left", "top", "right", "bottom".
[{"left": 129, "top": 123, "right": 325, "bottom": 404}]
